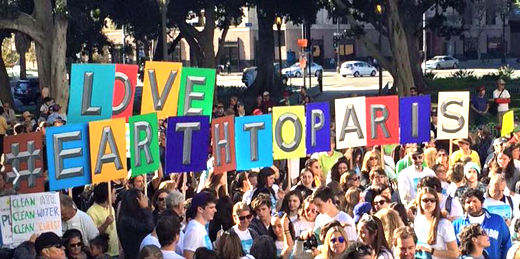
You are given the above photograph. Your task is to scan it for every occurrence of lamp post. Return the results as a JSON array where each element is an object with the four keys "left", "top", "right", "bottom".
[
  {"left": 158, "top": 0, "right": 169, "bottom": 61},
  {"left": 275, "top": 16, "right": 283, "bottom": 78},
  {"left": 376, "top": 4, "right": 383, "bottom": 95}
]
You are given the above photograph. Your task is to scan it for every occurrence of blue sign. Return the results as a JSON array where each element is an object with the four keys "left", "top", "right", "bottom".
[
  {"left": 399, "top": 95, "right": 431, "bottom": 144},
  {"left": 305, "top": 102, "right": 330, "bottom": 154},
  {"left": 486, "top": 204, "right": 512, "bottom": 219},
  {"left": 235, "top": 115, "right": 273, "bottom": 171}
]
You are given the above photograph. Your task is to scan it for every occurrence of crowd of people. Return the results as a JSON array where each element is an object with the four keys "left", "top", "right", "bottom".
[{"left": 0, "top": 79, "right": 520, "bottom": 259}]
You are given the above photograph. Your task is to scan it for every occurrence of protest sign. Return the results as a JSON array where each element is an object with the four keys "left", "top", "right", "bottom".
[
  {"left": 272, "top": 106, "right": 306, "bottom": 159},
  {"left": 10, "top": 192, "right": 61, "bottom": 242},
  {"left": 501, "top": 110, "right": 514, "bottom": 137},
  {"left": 0, "top": 196, "right": 12, "bottom": 246},
  {"left": 399, "top": 96, "right": 431, "bottom": 144},
  {"left": 46, "top": 123, "right": 91, "bottom": 191},
  {"left": 235, "top": 115, "right": 273, "bottom": 171},
  {"left": 485, "top": 204, "right": 512, "bottom": 219},
  {"left": 68, "top": 64, "right": 115, "bottom": 124},
  {"left": 305, "top": 102, "right": 330, "bottom": 154},
  {"left": 141, "top": 61, "right": 183, "bottom": 119},
  {"left": 436, "top": 91, "right": 469, "bottom": 140},
  {"left": 176, "top": 67, "right": 216, "bottom": 118},
  {"left": 166, "top": 116, "right": 210, "bottom": 173},
  {"left": 335, "top": 97, "right": 367, "bottom": 148},
  {"left": 129, "top": 113, "right": 160, "bottom": 177},
  {"left": 3, "top": 132, "right": 44, "bottom": 194},
  {"left": 211, "top": 116, "right": 236, "bottom": 174},
  {"left": 89, "top": 118, "right": 127, "bottom": 183},
  {"left": 365, "top": 96, "right": 400, "bottom": 146},
  {"left": 112, "top": 64, "right": 138, "bottom": 121}
]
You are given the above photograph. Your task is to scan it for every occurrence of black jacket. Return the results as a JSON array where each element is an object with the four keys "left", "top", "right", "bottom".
[{"left": 117, "top": 208, "right": 154, "bottom": 259}]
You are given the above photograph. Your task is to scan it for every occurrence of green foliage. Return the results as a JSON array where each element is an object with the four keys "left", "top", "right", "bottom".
[
  {"left": 479, "top": 65, "right": 515, "bottom": 81},
  {"left": 424, "top": 71, "right": 437, "bottom": 80},
  {"left": 449, "top": 69, "right": 476, "bottom": 80},
  {"left": 1, "top": 35, "right": 18, "bottom": 67}
]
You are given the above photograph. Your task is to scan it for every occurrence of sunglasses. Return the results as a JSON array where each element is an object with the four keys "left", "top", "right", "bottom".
[
  {"left": 421, "top": 198, "right": 436, "bottom": 204},
  {"left": 238, "top": 214, "right": 253, "bottom": 221},
  {"left": 369, "top": 157, "right": 378, "bottom": 160},
  {"left": 157, "top": 197, "right": 166, "bottom": 202},
  {"left": 69, "top": 242, "right": 82, "bottom": 248},
  {"left": 412, "top": 155, "right": 423, "bottom": 160},
  {"left": 331, "top": 236, "right": 345, "bottom": 244},
  {"left": 374, "top": 200, "right": 387, "bottom": 206}
]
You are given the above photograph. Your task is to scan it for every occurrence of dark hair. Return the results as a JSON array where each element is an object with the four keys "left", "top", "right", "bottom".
[
  {"left": 251, "top": 193, "right": 272, "bottom": 211},
  {"left": 432, "top": 163, "right": 446, "bottom": 173},
  {"left": 341, "top": 242, "right": 373, "bottom": 259},
  {"left": 389, "top": 202, "right": 409, "bottom": 226},
  {"left": 13, "top": 241, "right": 36, "bottom": 259},
  {"left": 156, "top": 211, "right": 182, "bottom": 247},
  {"left": 500, "top": 147, "right": 516, "bottom": 180},
  {"left": 193, "top": 247, "right": 218, "bottom": 259},
  {"left": 448, "top": 162, "right": 465, "bottom": 183},
  {"left": 63, "top": 229, "right": 83, "bottom": 245},
  {"left": 312, "top": 186, "right": 334, "bottom": 203},
  {"left": 458, "top": 224, "right": 485, "bottom": 255},
  {"left": 268, "top": 215, "right": 296, "bottom": 241},
  {"left": 120, "top": 188, "right": 145, "bottom": 215},
  {"left": 250, "top": 235, "right": 277, "bottom": 259},
  {"left": 358, "top": 214, "right": 390, "bottom": 256},
  {"left": 417, "top": 176, "right": 443, "bottom": 193},
  {"left": 252, "top": 167, "right": 276, "bottom": 200},
  {"left": 215, "top": 231, "right": 245, "bottom": 258},
  {"left": 461, "top": 188, "right": 485, "bottom": 205},
  {"left": 330, "top": 157, "right": 349, "bottom": 182},
  {"left": 93, "top": 182, "right": 109, "bottom": 204},
  {"left": 90, "top": 233, "right": 109, "bottom": 254},
  {"left": 280, "top": 190, "right": 303, "bottom": 215},
  {"left": 138, "top": 245, "right": 163, "bottom": 259},
  {"left": 152, "top": 188, "right": 170, "bottom": 210}
]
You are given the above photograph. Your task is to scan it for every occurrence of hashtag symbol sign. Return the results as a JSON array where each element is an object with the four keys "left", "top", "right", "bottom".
[{"left": 5, "top": 140, "right": 42, "bottom": 189}]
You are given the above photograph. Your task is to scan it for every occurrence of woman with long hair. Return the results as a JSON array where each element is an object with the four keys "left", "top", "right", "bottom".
[
  {"left": 305, "top": 158, "right": 324, "bottom": 187},
  {"left": 328, "top": 158, "right": 349, "bottom": 190},
  {"left": 343, "top": 187, "right": 362, "bottom": 218},
  {"left": 291, "top": 168, "right": 315, "bottom": 198},
  {"left": 215, "top": 231, "right": 246, "bottom": 259},
  {"left": 357, "top": 214, "right": 393, "bottom": 259},
  {"left": 251, "top": 167, "right": 277, "bottom": 211},
  {"left": 63, "top": 229, "right": 89, "bottom": 259},
  {"left": 152, "top": 188, "right": 169, "bottom": 224},
  {"left": 374, "top": 208, "right": 404, "bottom": 247},
  {"left": 279, "top": 190, "right": 303, "bottom": 223},
  {"left": 315, "top": 226, "right": 349, "bottom": 259},
  {"left": 360, "top": 150, "right": 382, "bottom": 188},
  {"left": 496, "top": 147, "right": 520, "bottom": 193},
  {"left": 268, "top": 214, "right": 294, "bottom": 258},
  {"left": 231, "top": 172, "right": 250, "bottom": 203},
  {"left": 414, "top": 187, "right": 458, "bottom": 258},
  {"left": 293, "top": 196, "right": 318, "bottom": 237},
  {"left": 424, "top": 147, "right": 438, "bottom": 169},
  {"left": 339, "top": 170, "right": 361, "bottom": 192}
]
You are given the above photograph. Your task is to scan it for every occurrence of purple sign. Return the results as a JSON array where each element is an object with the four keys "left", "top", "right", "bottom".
[
  {"left": 166, "top": 116, "right": 209, "bottom": 174},
  {"left": 305, "top": 102, "right": 330, "bottom": 154},
  {"left": 399, "top": 95, "right": 431, "bottom": 144}
]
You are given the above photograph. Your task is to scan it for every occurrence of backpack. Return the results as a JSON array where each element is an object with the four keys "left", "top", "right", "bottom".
[{"left": 445, "top": 195, "right": 453, "bottom": 214}]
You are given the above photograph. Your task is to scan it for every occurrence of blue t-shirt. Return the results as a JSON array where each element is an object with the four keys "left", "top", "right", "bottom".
[{"left": 471, "top": 95, "right": 488, "bottom": 112}]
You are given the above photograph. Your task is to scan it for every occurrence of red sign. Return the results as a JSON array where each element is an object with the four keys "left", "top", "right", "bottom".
[
  {"left": 211, "top": 115, "right": 236, "bottom": 174},
  {"left": 365, "top": 96, "right": 400, "bottom": 146},
  {"left": 112, "top": 64, "right": 138, "bottom": 121}
]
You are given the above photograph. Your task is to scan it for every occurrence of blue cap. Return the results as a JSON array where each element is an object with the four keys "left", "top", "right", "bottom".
[{"left": 353, "top": 202, "right": 372, "bottom": 223}]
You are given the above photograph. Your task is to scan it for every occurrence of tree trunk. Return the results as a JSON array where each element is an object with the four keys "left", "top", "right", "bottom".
[
  {"left": 153, "top": 32, "right": 164, "bottom": 61},
  {"left": 0, "top": 35, "right": 15, "bottom": 108},
  {"left": 247, "top": 0, "right": 276, "bottom": 98},
  {"left": 405, "top": 30, "right": 428, "bottom": 92}
]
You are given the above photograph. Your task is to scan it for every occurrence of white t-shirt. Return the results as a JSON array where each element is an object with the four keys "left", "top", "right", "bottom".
[
  {"left": 161, "top": 249, "right": 184, "bottom": 259},
  {"left": 397, "top": 166, "right": 436, "bottom": 205},
  {"left": 233, "top": 225, "right": 254, "bottom": 254},
  {"left": 140, "top": 233, "right": 161, "bottom": 251},
  {"left": 293, "top": 219, "right": 314, "bottom": 237},
  {"left": 62, "top": 210, "right": 99, "bottom": 246},
  {"left": 414, "top": 215, "right": 456, "bottom": 259},
  {"left": 493, "top": 89, "right": 511, "bottom": 112},
  {"left": 275, "top": 240, "right": 284, "bottom": 257},
  {"left": 468, "top": 214, "right": 486, "bottom": 225},
  {"left": 313, "top": 211, "right": 357, "bottom": 241},
  {"left": 183, "top": 220, "right": 212, "bottom": 253},
  {"left": 439, "top": 195, "right": 463, "bottom": 219}
]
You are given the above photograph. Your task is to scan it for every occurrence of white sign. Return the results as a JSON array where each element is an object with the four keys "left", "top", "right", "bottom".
[
  {"left": 436, "top": 91, "right": 469, "bottom": 140},
  {"left": 335, "top": 97, "right": 367, "bottom": 148},
  {"left": 0, "top": 196, "right": 12, "bottom": 246}
]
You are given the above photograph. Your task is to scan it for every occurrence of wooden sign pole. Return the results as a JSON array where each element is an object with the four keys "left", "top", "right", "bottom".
[{"left": 107, "top": 181, "right": 113, "bottom": 215}]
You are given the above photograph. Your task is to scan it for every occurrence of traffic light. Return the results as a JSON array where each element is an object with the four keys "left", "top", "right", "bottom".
[{"left": 333, "top": 35, "right": 338, "bottom": 48}]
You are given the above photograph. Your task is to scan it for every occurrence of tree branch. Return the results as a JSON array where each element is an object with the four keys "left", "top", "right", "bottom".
[
  {"left": 215, "top": 25, "right": 229, "bottom": 61},
  {"left": 0, "top": 12, "right": 44, "bottom": 44},
  {"left": 167, "top": 32, "right": 183, "bottom": 54}
]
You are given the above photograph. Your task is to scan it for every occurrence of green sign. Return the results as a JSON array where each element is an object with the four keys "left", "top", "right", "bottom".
[
  {"left": 129, "top": 113, "right": 160, "bottom": 177},
  {"left": 176, "top": 67, "right": 216, "bottom": 119}
]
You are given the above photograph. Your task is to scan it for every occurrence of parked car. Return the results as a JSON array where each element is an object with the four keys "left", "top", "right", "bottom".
[
  {"left": 339, "top": 61, "right": 377, "bottom": 77},
  {"left": 422, "top": 55, "right": 459, "bottom": 69},
  {"left": 13, "top": 79, "right": 40, "bottom": 105},
  {"left": 282, "top": 62, "right": 323, "bottom": 77}
]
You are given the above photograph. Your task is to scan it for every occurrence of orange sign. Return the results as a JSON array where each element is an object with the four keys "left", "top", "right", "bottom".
[{"left": 297, "top": 39, "right": 308, "bottom": 48}]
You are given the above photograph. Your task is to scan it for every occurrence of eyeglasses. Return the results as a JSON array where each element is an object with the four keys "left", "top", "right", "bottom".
[
  {"left": 69, "top": 242, "right": 82, "bottom": 248},
  {"left": 421, "top": 198, "right": 436, "bottom": 204},
  {"left": 330, "top": 236, "right": 345, "bottom": 244},
  {"left": 238, "top": 214, "right": 253, "bottom": 221},
  {"left": 374, "top": 200, "right": 387, "bottom": 206}
]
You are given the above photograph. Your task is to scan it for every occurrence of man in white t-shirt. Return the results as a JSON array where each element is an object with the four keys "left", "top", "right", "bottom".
[
  {"left": 183, "top": 191, "right": 217, "bottom": 259},
  {"left": 311, "top": 186, "right": 357, "bottom": 242},
  {"left": 60, "top": 194, "right": 99, "bottom": 246},
  {"left": 398, "top": 147, "right": 436, "bottom": 205},
  {"left": 157, "top": 211, "right": 184, "bottom": 259},
  {"left": 493, "top": 78, "right": 511, "bottom": 125},
  {"left": 230, "top": 202, "right": 258, "bottom": 254},
  {"left": 483, "top": 174, "right": 517, "bottom": 222}
]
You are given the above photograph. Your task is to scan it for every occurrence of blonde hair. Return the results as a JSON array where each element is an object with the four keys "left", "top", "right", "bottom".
[
  {"left": 344, "top": 187, "right": 361, "bottom": 217},
  {"left": 321, "top": 226, "right": 349, "bottom": 259},
  {"left": 361, "top": 150, "right": 382, "bottom": 172},
  {"left": 375, "top": 208, "right": 404, "bottom": 246},
  {"left": 424, "top": 148, "right": 437, "bottom": 169}
]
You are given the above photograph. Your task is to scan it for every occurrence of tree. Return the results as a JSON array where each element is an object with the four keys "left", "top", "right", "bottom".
[
  {"left": 14, "top": 32, "right": 30, "bottom": 79},
  {"left": 0, "top": 31, "right": 15, "bottom": 107},
  {"left": 325, "top": 0, "right": 467, "bottom": 96},
  {"left": 0, "top": 0, "right": 69, "bottom": 110}
]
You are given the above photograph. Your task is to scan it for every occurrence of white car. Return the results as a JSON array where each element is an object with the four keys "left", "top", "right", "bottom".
[
  {"left": 422, "top": 55, "right": 459, "bottom": 69},
  {"left": 339, "top": 61, "right": 377, "bottom": 77},
  {"left": 282, "top": 62, "right": 323, "bottom": 77}
]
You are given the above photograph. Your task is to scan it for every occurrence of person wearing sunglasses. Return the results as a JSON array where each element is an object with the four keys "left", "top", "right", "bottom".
[
  {"left": 414, "top": 187, "right": 459, "bottom": 259},
  {"left": 357, "top": 214, "right": 393, "bottom": 259},
  {"left": 372, "top": 194, "right": 391, "bottom": 214},
  {"left": 229, "top": 202, "right": 258, "bottom": 254},
  {"left": 152, "top": 189, "right": 170, "bottom": 225},
  {"left": 293, "top": 196, "right": 318, "bottom": 238},
  {"left": 62, "top": 229, "right": 88, "bottom": 259},
  {"left": 458, "top": 224, "right": 490, "bottom": 259},
  {"left": 398, "top": 147, "right": 436, "bottom": 205},
  {"left": 315, "top": 226, "right": 349, "bottom": 259},
  {"left": 35, "top": 232, "right": 66, "bottom": 259}
]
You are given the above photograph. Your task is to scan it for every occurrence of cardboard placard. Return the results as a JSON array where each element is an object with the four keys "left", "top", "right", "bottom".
[
  {"left": 399, "top": 96, "right": 431, "bottom": 144},
  {"left": 166, "top": 116, "right": 210, "bottom": 173},
  {"left": 501, "top": 110, "right": 514, "bottom": 137},
  {"left": 486, "top": 204, "right": 512, "bottom": 219},
  {"left": 46, "top": 123, "right": 92, "bottom": 191},
  {"left": 176, "top": 67, "right": 216, "bottom": 118},
  {"left": 141, "top": 61, "right": 183, "bottom": 119},
  {"left": 68, "top": 64, "right": 115, "bottom": 124},
  {"left": 0, "top": 196, "right": 12, "bottom": 246},
  {"left": 365, "top": 96, "right": 400, "bottom": 146},
  {"left": 235, "top": 115, "right": 273, "bottom": 171},
  {"left": 305, "top": 102, "right": 330, "bottom": 154},
  {"left": 3, "top": 132, "right": 44, "bottom": 194},
  {"left": 437, "top": 91, "right": 469, "bottom": 140},
  {"left": 211, "top": 115, "right": 237, "bottom": 174},
  {"left": 88, "top": 118, "right": 127, "bottom": 183},
  {"left": 272, "top": 106, "right": 306, "bottom": 159},
  {"left": 335, "top": 97, "right": 367, "bottom": 148},
  {"left": 112, "top": 64, "right": 138, "bottom": 121},
  {"left": 129, "top": 113, "right": 160, "bottom": 176}
]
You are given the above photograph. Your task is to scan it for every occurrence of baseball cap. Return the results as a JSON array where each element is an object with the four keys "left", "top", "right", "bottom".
[
  {"left": 35, "top": 232, "right": 62, "bottom": 254},
  {"left": 263, "top": 91, "right": 270, "bottom": 96},
  {"left": 353, "top": 202, "right": 372, "bottom": 223}
]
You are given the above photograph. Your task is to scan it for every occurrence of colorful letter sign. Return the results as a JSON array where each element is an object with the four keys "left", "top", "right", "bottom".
[
  {"left": 365, "top": 96, "right": 399, "bottom": 146},
  {"left": 335, "top": 97, "right": 367, "bottom": 148},
  {"left": 437, "top": 91, "right": 469, "bottom": 140},
  {"left": 112, "top": 64, "right": 138, "bottom": 121},
  {"left": 166, "top": 116, "right": 210, "bottom": 173},
  {"left": 129, "top": 113, "right": 160, "bottom": 177},
  {"left": 176, "top": 67, "right": 216, "bottom": 118},
  {"left": 68, "top": 64, "right": 115, "bottom": 124},
  {"left": 46, "top": 123, "right": 91, "bottom": 191},
  {"left": 88, "top": 118, "right": 127, "bottom": 183},
  {"left": 3, "top": 132, "right": 44, "bottom": 194},
  {"left": 211, "top": 116, "right": 236, "bottom": 174},
  {"left": 141, "top": 61, "right": 183, "bottom": 119},
  {"left": 399, "top": 96, "right": 431, "bottom": 144},
  {"left": 273, "top": 106, "right": 306, "bottom": 159},
  {"left": 235, "top": 115, "right": 273, "bottom": 171},
  {"left": 305, "top": 102, "right": 330, "bottom": 154}
]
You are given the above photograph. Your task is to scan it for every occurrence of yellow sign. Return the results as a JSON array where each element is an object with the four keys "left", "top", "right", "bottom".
[
  {"left": 272, "top": 106, "right": 306, "bottom": 159},
  {"left": 141, "top": 61, "right": 183, "bottom": 119},
  {"left": 502, "top": 110, "right": 515, "bottom": 137},
  {"left": 89, "top": 118, "right": 127, "bottom": 183}
]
